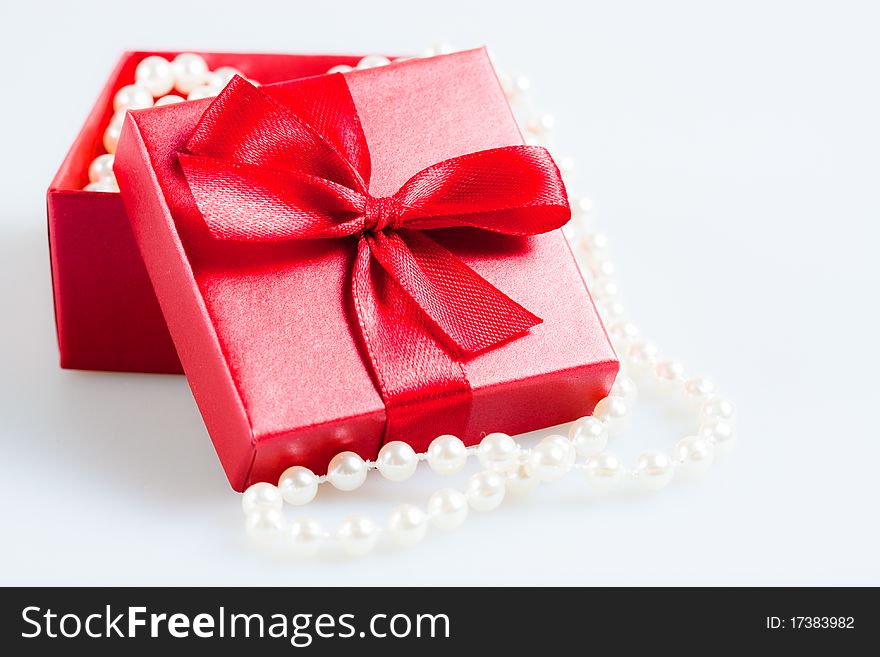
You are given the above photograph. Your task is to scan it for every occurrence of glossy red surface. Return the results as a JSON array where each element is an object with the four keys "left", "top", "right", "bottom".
[
  {"left": 48, "top": 51, "right": 370, "bottom": 373},
  {"left": 115, "top": 48, "right": 619, "bottom": 490}
]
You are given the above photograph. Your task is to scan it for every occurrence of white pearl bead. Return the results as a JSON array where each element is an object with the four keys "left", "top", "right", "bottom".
[
  {"left": 655, "top": 359, "right": 686, "bottom": 386},
  {"left": 336, "top": 515, "right": 378, "bottom": 556},
  {"left": 209, "top": 66, "right": 241, "bottom": 88},
  {"left": 241, "top": 481, "right": 282, "bottom": 514},
  {"left": 278, "top": 466, "right": 318, "bottom": 506},
  {"left": 427, "top": 488, "right": 469, "bottom": 530},
  {"left": 547, "top": 434, "right": 577, "bottom": 468},
  {"left": 563, "top": 222, "right": 582, "bottom": 243},
  {"left": 387, "top": 504, "right": 427, "bottom": 547},
  {"left": 701, "top": 398, "right": 736, "bottom": 423},
  {"left": 102, "top": 110, "right": 127, "bottom": 154},
  {"left": 572, "top": 196, "right": 594, "bottom": 217},
  {"left": 187, "top": 85, "right": 219, "bottom": 101},
  {"left": 595, "top": 299, "right": 626, "bottom": 322},
  {"left": 426, "top": 434, "right": 467, "bottom": 475},
  {"left": 512, "top": 75, "right": 531, "bottom": 94},
  {"left": 103, "top": 126, "right": 120, "bottom": 154},
  {"left": 675, "top": 436, "right": 714, "bottom": 474},
  {"left": 424, "top": 42, "right": 456, "bottom": 56},
  {"left": 326, "top": 451, "right": 367, "bottom": 491},
  {"left": 625, "top": 341, "right": 659, "bottom": 370},
  {"left": 584, "top": 232, "right": 609, "bottom": 251},
  {"left": 610, "top": 374, "right": 638, "bottom": 404},
  {"left": 135, "top": 56, "right": 175, "bottom": 97},
  {"left": 592, "top": 278, "right": 619, "bottom": 300},
  {"left": 113, "top": 84, "right": 153, "bottom": 112},
  {"left": 88, "top": 154, "right": 115, "bottom": 182},
  {"left": 465, "top": 471, "right": 506, "bottom": 511},
  {"left": 587, "top": 255, "right": 616, "bottom": 279},
  {"left": 583, "top": 452, "right": 624, "bottom": 491},
  {"left": 684, "top": 377, "right": 716, "bottom": 401},
  {"left": 376, "top": 441, "right": 418, "bottom": 482},
  {"left": 538, "top": 113, "right": 556, "bottom": 131},
  {"left": 592, "top": 395, "right": 630, "bottom": 437},
  {"left": 558, "top": 156, "right": 576, "bottom": 175},
  {"left": 244, "top": 507, "right": 283, "bottom": 542},
  {"left": 698, "top": 418, "right": 736, "bottom": 454},
  {"left": 476, "top": 432, "right": 518, "bottom": 473},
  {"left": 526, "top": 436, "right": 572, "bottom": 482},
  {"left": 154, "top": 94, "right": 185, "bottom": 106},
  {"left": 357, "top": 55, "right": 391, "bottom": 69},
  {"left": 525, "top": 112, "right": 555, "bottom": 134},
  {"left": 327, "top": 64, "right": 353, "bottom": 74},
  {"left": 505, "top": 463, "right": 540, "bottom": 494},
  {"left": 635, "top": 451, "right": 675, "bottom": 491},
  {"left": 608, "top": 321, "right": 640, "bottom": 343},
  {"left": 172, "top": 53, "right": 209, "bottom": 94},
  {"left": 568, "top": 416, "right": 608, "bottom": 457},
  {"left": 285, "top": 517, "right": 324, "bottom": 556}
]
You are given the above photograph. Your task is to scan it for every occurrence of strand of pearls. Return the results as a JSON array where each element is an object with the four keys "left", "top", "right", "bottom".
[
  {"left": 244, "top": 390, "right": 735, "bottom": 557},
  {"left": 239, "top": 49, "right": 737, "bottom": 558},
  {"left": 83, "top": 53, "right": 256, "bottom": 192}
]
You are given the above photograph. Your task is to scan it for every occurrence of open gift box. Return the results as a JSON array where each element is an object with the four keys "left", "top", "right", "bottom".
[
  {"left": 114, "top": 48, "right": 618, "bottom": 490},
  {"left": 47, "top": 50, "right": 374, "bottom": 373}
]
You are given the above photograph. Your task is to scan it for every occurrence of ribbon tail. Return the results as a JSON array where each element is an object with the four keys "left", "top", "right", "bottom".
[
  {"left": 351, "top": 237, "right": 472, "bottom": 451},
  {"left": 365, "top": 229, "right": 542, "bottom": 356}
]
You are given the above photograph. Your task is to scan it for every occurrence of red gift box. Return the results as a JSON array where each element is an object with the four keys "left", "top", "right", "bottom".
[
  {"left": 115, "top": 48, "right": 618, "bottom": 491},
  {"left": 47, "top": 50, "right": 374, "bottom": 373}
]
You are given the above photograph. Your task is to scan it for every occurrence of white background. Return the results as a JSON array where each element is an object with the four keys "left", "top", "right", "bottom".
[{"left": 1, "top": 0, "right": 877, "bottom": 585}]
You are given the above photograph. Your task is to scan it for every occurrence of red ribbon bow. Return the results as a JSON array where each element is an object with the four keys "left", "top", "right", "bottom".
[{"left": 179, "top": 75, "right": 570, "bottom": 448}]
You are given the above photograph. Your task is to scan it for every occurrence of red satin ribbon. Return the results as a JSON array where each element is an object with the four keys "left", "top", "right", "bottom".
[{"left": 179, "top": 75, "right": 570, "bottom": 449}]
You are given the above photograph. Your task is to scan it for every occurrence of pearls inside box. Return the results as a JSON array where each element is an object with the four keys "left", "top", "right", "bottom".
[
  {"left": 82, "top": 53, "right": 407, "bottom": 193},
  {"left": 83, "top": 53, "right": 257, "bottom": 192}
]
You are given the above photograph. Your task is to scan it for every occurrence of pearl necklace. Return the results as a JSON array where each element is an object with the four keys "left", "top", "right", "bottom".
[{"left": 238, "top": 48, "right": 738, "bottom": 557}]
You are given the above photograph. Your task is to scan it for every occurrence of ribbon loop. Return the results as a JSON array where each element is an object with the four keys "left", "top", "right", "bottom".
[{"left": 179, "top": 75, "right": 571, "bottom": 446}]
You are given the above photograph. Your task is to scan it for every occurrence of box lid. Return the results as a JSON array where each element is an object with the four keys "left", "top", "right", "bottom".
[{"left": 115, "top": 48, "right": 617, "bottom": 490}]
